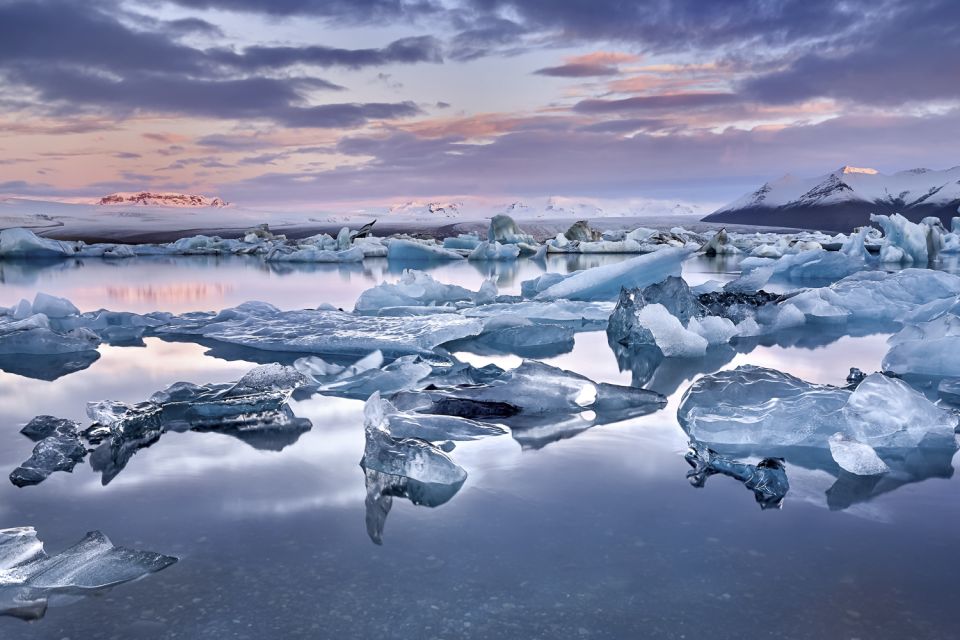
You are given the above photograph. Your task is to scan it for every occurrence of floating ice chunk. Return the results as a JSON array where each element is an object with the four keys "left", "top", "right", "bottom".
[
  {"left": 362, "top": 392, "right": 468, "bottom": 486},
  {"left": 0, "top": 527, "right": 177, "bottom": 620},
  {"left": 788, "top": 269, "right": 960, "bottom": 324},
  {"left": 306, "top": 354, "right": 433, "bottom": 399},
  {"left": 157, "top": 304, "right": 484, "bottom": 356},
  {"left": 387, "top": 239, "right": 464, "bottom": 262},
  {"left": 827, "top": 433, "right": 889, "bottom": 476},
  {"left": 871, "top": 213, "right": 934, "bottom": 264},
  {"left": 354, "top": 270, "right": 475, "bottom": 313},
  {"left": 634, "top": 304, "right": 708, "bottom": 357},
  {"left": 468, "top": 241, "right": 520, "bottom": 261},
  {"left": 10, "top": 418, "right": 85, "bottom": 487},
  {"left": 841, "top": 373, "right": 957, "bottom": 448},
  {"left": 463, "top": 299, "right": 615, "bottom": 328},
  {"left": 935, "top": 378, "right": 960, "bottom": 408},
  {"left": 30, "top": 293, "right": 80, "bottom": 318},
  {"left": 488, "top": 214, "right": 534, "bottom": 244},
  {"left": 701, "top": 228, "right": 740, "bottom": 255},
  {"left": 0, "top": 320, "right": 101, "bottom": 355},
  {"left": 530, "top": 246, "right": 696, "bottom": 301},
  {"left": 883, "top": 313, "right": 960, "bottom": 377},
  {"left": 225, "top": 363, "right": 309, "bottom": 397},
  {"left": 565, "top": 220, "right": 601, "bottom": 242},
  {"left": 369, "top": 393, "right": 507, "bottom": 442},
  {"left": 679, "top": 366, "right": 957, "bottom": 451},
  {"left": 688, "top": 315, "right": 739, "bottom": 346},
  {"left": 678, "top": 365, "right": 853, "bottom": 448},
  {"left": 442, "top": 234, "right": 482, "bottom": 250},
  {"left": 265, "top": 245, "right": 364, "bottom": 263},
  {"left": 391, "top": 360, "right": 665, "bottom": 423},
  {"left": 0, "top": 228, "right": 77, "bottom": 259},
  {"left": 685, "top": 441, "right": 788, "bottom": 509}
]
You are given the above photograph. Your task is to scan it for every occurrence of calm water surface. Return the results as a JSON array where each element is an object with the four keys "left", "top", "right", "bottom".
[{"left": 1, "top": 253, "right": 958, "bottom": 639}]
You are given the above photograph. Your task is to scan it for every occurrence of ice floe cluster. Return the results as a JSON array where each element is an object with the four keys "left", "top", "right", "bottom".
[{"left": 6, "top": 208, "right": 960, "bottom": 570}]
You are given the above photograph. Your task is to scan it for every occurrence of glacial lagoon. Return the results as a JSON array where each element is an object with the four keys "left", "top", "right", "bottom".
[{"left": 2, "top": 251, "right": 960, "bottom": 639}]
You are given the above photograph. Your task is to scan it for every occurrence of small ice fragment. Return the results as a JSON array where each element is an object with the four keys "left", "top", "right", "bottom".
[{"left": 828, "top": 433, "right": 889, "bottom": 476}]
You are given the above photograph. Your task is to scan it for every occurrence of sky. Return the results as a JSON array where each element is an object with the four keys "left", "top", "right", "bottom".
[{"left": 0, "top": 0, "right": 958, "bottom": 211}]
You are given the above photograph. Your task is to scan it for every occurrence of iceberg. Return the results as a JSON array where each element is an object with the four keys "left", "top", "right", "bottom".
[
  {"left": 0, "top": 527, "right": 176, "bottom": 620},
  {"left": 685, "top": 441, "right": 789, "bottom": 509},
  {"left": 265, "top": 245, "right": 364, "bottom": 263},
  {"left": 701, "top": 228, "right": 740, "bottom": 256},
  {"left": 883, "top": 312, "right": 960, "bottom": 377},
  {"left": 468, "top": 241, "right": 520, "bottom": 261},
  {"left": 354, "top": 270, "right": 478, "bottom": 313},
  {"left": 387, "top": 239, "right": 464, "bottom": 262},
  {"left": 678, "top": 365, "right": 958, "bottom": 451},
  {"left": 442, "top": 234, "right": 482, "bottom": 250},
  {"left": 488, "top": 214, "right": 534, "bottom": 245},
  {"left": 0, "top": 228, "right": 77, "bottom": 260},
  {"left": 529, "top": 246, "right": 696, "bottom": 301},
  {"left": 871, "top": 213, "right": 941, "bottom": 264}
]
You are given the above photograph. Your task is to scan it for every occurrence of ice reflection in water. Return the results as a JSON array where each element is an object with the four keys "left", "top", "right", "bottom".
[{"left": 0, "top": 254, "right": 958, "bottom": 638}]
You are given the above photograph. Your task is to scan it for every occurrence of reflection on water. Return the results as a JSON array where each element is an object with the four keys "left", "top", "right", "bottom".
[{"left": 1, "top": 254, "right": 959, "bottom": 638}]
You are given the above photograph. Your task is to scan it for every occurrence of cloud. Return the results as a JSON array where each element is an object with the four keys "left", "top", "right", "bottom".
[
  {"left": 220, "top": 108, "right": 960, "bottom": 205},
  {"left": 209, "top": 36, "right": 443, "bottom": 71},
  {"left": 163, "top": 0, "right": 442, "bottom": 21},
  {"left": 573, "top": 93, "right": 738, "bottom": 113},
  {"left": 534, "top": 63, "right": 620, "bottom": 78},
  {"left": 0, "top": 1, "right": 438, "bottom": 130}
]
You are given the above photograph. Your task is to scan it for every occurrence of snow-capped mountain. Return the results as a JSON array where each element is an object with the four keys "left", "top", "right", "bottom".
[
  {"left": 386, "top": 201, "right": 463, "bottom": 218},
  {"left": 97, "top": 192, "right": 229, "bottom": 207},
  {"left": 704, "top": 166, "right": 960, "bottom": 231}
]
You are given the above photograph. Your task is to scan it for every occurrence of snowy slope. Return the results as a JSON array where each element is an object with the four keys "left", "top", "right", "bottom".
[
  {"left": 706, "top": 166, "right": 960, "bottom": 231},
  {"left": 98, "top": 192, "right": 229, "bottom": 207}
]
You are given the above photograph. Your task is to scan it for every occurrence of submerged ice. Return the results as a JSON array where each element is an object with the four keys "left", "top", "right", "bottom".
[{"left": 0, "top": 527, "right": 176, "bottom": 620}]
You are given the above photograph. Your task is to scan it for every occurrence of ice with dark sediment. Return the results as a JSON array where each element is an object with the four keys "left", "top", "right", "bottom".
[
  {"left": 388, "top": 359, "right": 666, "bottom": 430},
  {"left": 685, "top": 441, "right": 789, "bottom": 509},
  {"left": 9, "top": 365, "right": 314, "bottom": 487},
  {"left": 488, "top": 214, "right": 535, "bottom": 245},
  {"left": 9, "top": 417, "right": 86, "bottom": 487},
  {"left": 0, "top": 527, "right": 176, "bottom": 620}
]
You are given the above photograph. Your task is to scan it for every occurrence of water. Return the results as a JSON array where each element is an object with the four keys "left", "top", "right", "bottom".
[{"left": 1, "top": 254, "right": 958, "bottom": 639}]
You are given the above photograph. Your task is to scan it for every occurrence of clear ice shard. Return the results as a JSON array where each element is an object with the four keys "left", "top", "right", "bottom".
[
  {"left": 361, "top": 392, "right": 468, "bottom": 486},
  {"left": 0, "top": 527, "right": 176, "bottom": 620},
  {"left": 685, "top": 441, "right": 789, "bottom": 509},
  {"left": 526, "top": 246, "right": 696, "bottom": 301},
  {"left": 678, "top": 365, "right": 958, "bottom": 451},
  {"left": 298, "top": 353, "right": 433, "bottom": 399},
  {"left": 827, "top": 433, "right": 889, "bottom": 476}
]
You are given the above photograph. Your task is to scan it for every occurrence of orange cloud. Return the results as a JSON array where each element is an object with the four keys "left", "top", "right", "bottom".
[{"left": 565, "top": 52, "right": 642, "bottom": 66}]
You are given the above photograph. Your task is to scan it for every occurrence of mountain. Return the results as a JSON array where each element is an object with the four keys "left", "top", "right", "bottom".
[
  {"left": 703, "top": 166, "right": 960, "bottom": 231},
  {"left": 97, "top": 192, "right": 229, "bottom": 207}
]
